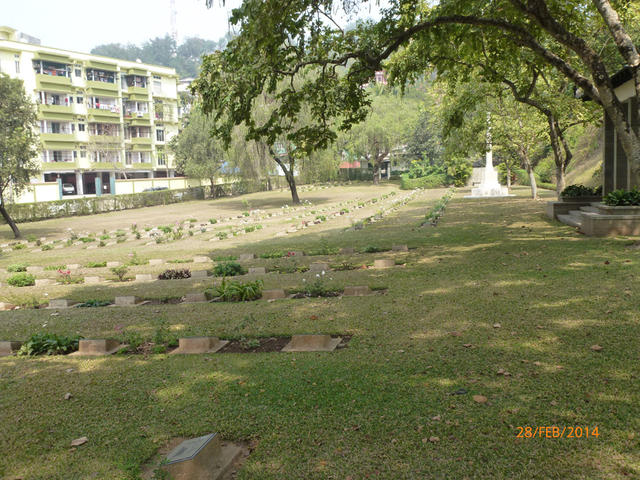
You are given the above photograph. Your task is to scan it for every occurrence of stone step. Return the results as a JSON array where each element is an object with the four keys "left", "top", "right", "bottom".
[
  {"left": 568, "top": 210, "right": 584, "bottom": 216},
  {"left": 580, "top": 205, "right": 600, "bottom": 213},
  {"left": 558, "top": 213, "right": 582, "bottom": 228}
]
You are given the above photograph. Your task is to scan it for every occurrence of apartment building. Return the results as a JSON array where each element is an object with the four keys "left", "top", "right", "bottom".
[{"left": 0, "top": 26, "right": 180, "bottom": 197}]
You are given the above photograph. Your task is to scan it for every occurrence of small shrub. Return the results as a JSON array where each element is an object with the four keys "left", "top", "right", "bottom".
[
  {"left": 76, "top": 300, "right": 111, "bottom": 308},
  {"left": 12, "top": 243, "right": 25, "bottom": 250},
  {"left": 206, "top": 278, "right": 263, "bottom": 302},
  {"left": 127, "top": 252, "right": 147, "bottom": 266},
  {"left": 45, "top": 265, "right": 65, "bottom": 271},
  {"left": 158, "top": 269, "right": 191, "bottom": 280},
  {"left": 259, "top": 251, "right": 285, "bottom": 259},
  {"left": 158, "top": 225, "right": 173, "bottom": 234},
  {"left": 7, "top": 273, "right": 36, "bottom": 287},
  {"left": 18, "top": 333, "right": 81, "bottom": 356},
  {"left": 78, "top": 237, "right": 95, "bottom": 243},
  {"left": 7, "top": 263, "right": 28, "bottom": 272},
  {"left": 100, "top": 234, "right": 110, "bottom": 240},
  {"left": 562, "top": 184, "right": 603, "bottom": 198},
  {"left": 216, "top": 231, "right": 228, "bottom": 240},
  {"left": 188, "top": 218, "right": 197, "bottom": 223},
  {"left": 26, "top": 234, "right": 37, "bottom": 242},
  {"left": 57, "top": 269, "right": 82, "bottom": 285},
  {"left": 209, "top": 218, "right": 218, "bottom": 224},
  {"left": 135, "top": 232, "right": 141, "bottom": 239},
  {"left": 86, "top": 261, "right": 107, "bottom": 268},
  {"left": 212, "top": 255, "right": 238, "bottom": 261},
  {"left": 212, "top": 262, "right": 247, "bottom": 277},
  {"left": 111, "top": 266, "right": 129, "bottom": 282},
  {"left": 330, "top": 261, "right": 359, "bottom": 271},
  {"left": 242, "top": 211, "right": 250, "bottom": 217},
  {"left": 41, "top": 244, "right": 53, "bottom": 251},
  {"left": 167, "top": 258, "right": 192, "bottom": 264},
  {"left": 604, "top": 188, "right": 640, "bottom": 206},
  {"left": 360, "top": 245, "right": 388, "bottom": 253},
  {"left": 239, "top": 337, "right": 261, "bottom": 350},
  {"left": 244, "top": 225, "right": 256, "bottom": 233}
]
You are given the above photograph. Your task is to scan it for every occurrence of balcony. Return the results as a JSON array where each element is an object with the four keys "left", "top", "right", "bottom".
[
  {"left": 128, "top": 86, "right": 148, "bottom": 97},
  {"left": 40, "top": 132, "right": 79, "bottom": 150},
  {"left": 86, "top": 80, "right": 119, "bottom": 96},
  {"left": 36, "top": 73, "right": 73, "bottom": 93},
  {"left": 89, "top": 135, "right": 121, "bottom": 145},
  {"left": 127, "top": 136, "right": 152, "bottom": 145},
  {"left": 89, "top": 161, "right": 124, "bottom": 170},
  {"left": 38, "top": 103, "right": 74, "bottom": 121},
  {"left": 42, "top": 161, "right": 77, "bottom": 171},
  {"left": 87, "top": 107, "right": 121, "bottom": 124}
]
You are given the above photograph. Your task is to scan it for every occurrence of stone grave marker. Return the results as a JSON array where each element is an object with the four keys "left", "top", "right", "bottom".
[
  {"left": 191, "top": 270, "right": 209, "bottom": 279},
  {"left": 106, "top": 261, "right": 121, "bottom": 268},
  {"left": 73, "top": 339, "right": 123, "bottom": 356},
  {"left": 183, "top": 293, "right": 208, "bottom": 303},
  {"left": 309, "top": 263, "right": 329, "bottom": 272},
  {"left": 392, "top": 244, "right": 409, "bottom": 252},
  {"left": 114, "top": 296, "right": 147, "bottom": 307},
  {"left": 281, "top": 334, "right": 342, "bottom": 352},
  {"left": 171, "top": 337, "right": 228, "bottom": 354},
  {"left": 193, "top": 256, "right": 211, "bottom": 263},
  {"left": 149, "top": 259, "right": 164, "bottom": 266},
  {"left": 262, "top": 289, "right": 287, "bottom": 300},
  {"left": 339, "top": 247, "right": 355, "bottom": 255},
  {"left": 84, "top": 276, "right": 102, "bottom": 284},
  {"left": 26, "top": 266, "right": 43, "bottom": 273},
  {"left": 239, "top": 253, "right": 255, "bottom": 261},
  {"left": 343, "top": 286, "right": 372, "bottom": 296},
  {"left": 35, "top": 279, "right": 52, "bottom": 287},
  {"left": 0, "top": 341, "right": 22, "bottom": 356},
  {"left": 287, "top": 251, "right": 304, "bottom": 257},
  {"left": 135, "top": 274, "right": 154, "bottom": 282},
  {"left": 162, "top": 433, "right": 242, "bottom": 480},
  {"left": 67, "top": 264, "right": 80, "bottom": 270},
  {"left": 373, "top": 259, "right": 395, "bottom": 269},
  {"left": 48, "top": 299, "right": 74, "bottom": 309},
  {"left": 248, "top": 267, "right": 266, "bottom": 275}
]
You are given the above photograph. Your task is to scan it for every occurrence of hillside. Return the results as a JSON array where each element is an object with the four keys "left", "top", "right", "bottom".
[{"left": 564, "top": 124, "right": 603, "bottom": 188}]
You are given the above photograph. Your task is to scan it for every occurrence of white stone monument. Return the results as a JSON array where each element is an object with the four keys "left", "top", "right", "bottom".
[{"left": 466, "top": 116, "right": 511, "bottom": 198}]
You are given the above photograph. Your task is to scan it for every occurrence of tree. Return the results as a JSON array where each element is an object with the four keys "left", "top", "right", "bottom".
[
  {"left": 200, "top": 0, "right": 640, "bottom": 186},
  {"left": 0, "top": 74, "right": 40, "bottom": 238},
  {"left": 169, "top": 107, "right": 225, "bottom": 197}
]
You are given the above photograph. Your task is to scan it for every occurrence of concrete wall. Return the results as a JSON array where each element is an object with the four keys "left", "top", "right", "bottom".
[{"left": 14, "top": 182, "right": 60, "bottom": 203}]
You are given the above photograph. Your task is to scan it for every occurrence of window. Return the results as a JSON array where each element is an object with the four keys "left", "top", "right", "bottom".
[
  {"left": 76, "top": 96, "right": 83, "bottom": 104},
  {"left": 156, "top": 128, "right": 164, "bottom": 142},
  {"left": 14, "top": 54, "right": 20, "bottom": 73},
  {"left": 80, "top": 148, "right": 87, "bottom": 158},
  {"left": 75, "top": 68, "right": 81, "bottom": 77},
  {"left": 73, "top": 150, "right": 78, "bottom": 159},
  {"left": 78, "top": 123, "right": 85, "bottom": 132},
  {"left": 157, "top": 152, "right": 166, "bottom": 166},
  {"left": 53, "top": 151, "right": 63, "bottom": 162}
]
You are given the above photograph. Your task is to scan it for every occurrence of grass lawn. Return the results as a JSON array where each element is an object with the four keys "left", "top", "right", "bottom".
[{"left": 0, "top": 185, "right": 639, "bottom": 479}]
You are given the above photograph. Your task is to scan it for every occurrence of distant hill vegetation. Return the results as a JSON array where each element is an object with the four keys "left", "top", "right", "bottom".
[
  {"left": 91, "top": 34, "right": 229, "bottom": 77},
  {"left": 564, "top": 125, "right": 603, "bottom": 188}
]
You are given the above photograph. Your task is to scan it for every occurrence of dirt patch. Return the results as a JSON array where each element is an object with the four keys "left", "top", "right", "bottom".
[{"left": 219, "top": 336, "right": 291, "bottom": 353}]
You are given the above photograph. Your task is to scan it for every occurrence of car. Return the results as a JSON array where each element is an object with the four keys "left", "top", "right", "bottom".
[{"left": 62, "top": 183, "right": 76, "bottom": 195}]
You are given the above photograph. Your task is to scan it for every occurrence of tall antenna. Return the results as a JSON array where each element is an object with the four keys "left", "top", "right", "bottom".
[{"left": 170, "top": 0, "right": 178, "bottom": 44}]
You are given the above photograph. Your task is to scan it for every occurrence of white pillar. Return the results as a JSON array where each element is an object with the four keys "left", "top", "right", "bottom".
[{"left": 76, "top": 172, "right": 84, "bottom": 195}]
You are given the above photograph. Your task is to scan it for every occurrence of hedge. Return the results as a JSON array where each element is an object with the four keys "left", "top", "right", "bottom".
[{"left": 400, "top": 173, "right": 448, "bottom": 190}]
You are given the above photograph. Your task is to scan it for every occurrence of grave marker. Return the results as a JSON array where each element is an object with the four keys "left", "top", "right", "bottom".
[
  {"left": 35, "top": 279, "right": 52, "bottom": 287},
  {"left": 171, "top": 337, "right": 228, "bottom": 354},
  {"left": 373, "top": 259, "right": 395, "bottom": 269},
  {"left": 281, "top": 334, "right": 342, "bottom": 352},
  {"left": 26, "top": 266, "right": 43, "bottom": 273},
  {"left": 392, "top": 244, "right": 409, "bottom": 252},
  {"left": 183, "top": 293, "right": 208, "bottom": 303},
  {"left": 149, "top": 259, "right": 164, "bottom": 266},
  {"left": 262, "top": 289, "right": 287, "bottom": 300},
  {"left": 339, "top": 247, "right": 355, "bottom": 255},
  {"left": 343, "top": 286, "right": 372, "bottom": 296},
  {"left": 191, "top": 270, "right": 209, "bottom": 279},
  {"left": 135, "top": 274, "right": 154, "bottom": 282},
  {"left": 309, "top": 263, "right": 329, "bottom": 272},
  {"left": 239, "top": 253, "right": 256, "bottom": 261},
  {"left": 74, "top": 339, "right": 123, "bottom": 356},
  {"left": 193, "top": 256, "right": 211, "bottom": 263},
  {"left": 0, "top": 341, "right": 21, "bottom": 356},
  {"left": 161, "top": 433, "right": 242, "bottom": 480},
  {"left": 114, "top": 296, "right": 146, "bottom": 307},
  {"left": 84, "top": 276, "right": 102, "bottom": 284},
  {"left": 248, "top": 267, "right": 266, "bottom": 275},
  {"left": 67, "top": 264, "right": 80, "bottom": 270},
  {"left": 48, "top": 299, "right": 74, "bottom": 309},
  {"left": 106, "top": 261, "right": 121, "bottom": 268}
]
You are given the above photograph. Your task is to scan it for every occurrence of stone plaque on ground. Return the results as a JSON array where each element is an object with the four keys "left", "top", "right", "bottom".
[
  {"left": 309, "top": 263, "right": 329, "bottom": 272},
  {"left": 67, "top": 264, "right": 80, "bottom": 270},
  {"left": 193, "top": 256, "right": 211, "bottom": 263},
  {"left": 84, "top": 276, "right": 102, "bottom": 284},
  {"left": 171, "top": 337, "right": 228, "bottom": 354},
  {"left": 262, "top": 289, "right": 287, "bottom": 300},
  {"left": 373, "top": 259, "right": 395, "bottom": 269},
  {"left": 106, "top": 261, "right": 121, "bottom": 268},
  {"left": 339, "top": 247, "right": 355, "bottom": 255},
  {"left": 183, "top": 293, "right": 208, "bottom": 303},
  {"left": 191, "top": 270, "right": 209, "bottom": 279},
  {"left": 0, "top": 341, "right": 22, "bottom": 356},
  {"left": 135, "top": 274, "right": 154, "bottom": 282},
  {"left": 248, "top": 267, "right": 266, "bottom": 275},
  {"left": 26, "top": 266, "right": 43, "bottom": 273},
  {"left": 343, "top": 286, "right": 372, "bottom": 296},
  {"left": 392, "top": 244, "right": 409, "bottom": 252},
  {"left": 35, "top": 279, "right": 52, "bottom": 287},
  {"left": 281, "top": 334, "right": 341, "bottom": 352},
  {"left": 162, "top": 433, "right": 242, "bottom": 480},
  {"left": 149, "top": 259, "right": 164, "bottom": 265},
  {"left": 239, "top": 253, "right": 256, "bottom": 261},
  {"left": 74, "top": 339, "right": 123, "bottom": 356},
  {"left": 115, "top": 296, "right": 140, "bottom": 306},
  {"left": 48, "top": 299, "right": 73, "bottom": 309},
  {"left": 287, "top": 251, "right": 304, "bottom": 257}
]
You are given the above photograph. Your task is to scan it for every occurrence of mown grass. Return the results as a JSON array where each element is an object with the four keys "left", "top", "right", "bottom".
[{"left": 1, "top": 186, "right": 639, "bottom": 479}]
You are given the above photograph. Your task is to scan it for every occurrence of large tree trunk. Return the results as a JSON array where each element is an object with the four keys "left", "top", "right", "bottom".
[
  {"left": 0, "top": 202, "right": 21, "bottom": 238},
  {"left": 273, "top": 156, "right": 300, "bottom": 204},
  {"left": 506, "top": 164, "right": 512, "bottom": 189},
  {"left": 523, "top": 160, "right": 538, "bottom": 199},
  {"left": 372, "top": 162, "right": 380, "bottom": 185},
  {"left": 209, "top": 177, "right": 217, "bottom": 198}
]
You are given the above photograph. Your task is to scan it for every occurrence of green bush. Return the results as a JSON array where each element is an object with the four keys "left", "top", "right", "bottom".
[
  {"left": 209, "top": 218, "right": 217, "bottom": 224},
  {"left": 86, "top": 261, "right": 107, "bottom": 268},
  {"left": 7, "top": 263, "right": 28, "bottom": 272},
  {"left": 534, "top": 156, "right": 555, "bottom": 183},
  {"left": 18, "top": 333, "right": 82, "bottom": 356},
  {"left": 259, "top": 251, "right": 285, "bottom": 259},
  {"left": 400, "top": 173, "right": 447, "bottom": 190},
  {"left": 7, "top": 273, "right": 36, "bottom": 287},
  {"left": 604, "top": 188, "right": 640, "bottom": 206},
  {"left": 111, "top": 266, "right": 129, "bottom": 282},
  {"left": 158, "top": 269, "right": 191, "bottom": 280},
  {"left": 77, "top": 300, "right": 111, "bottom": 308},
  {"left": 561, "top": 184, "right": 602, "bottom": 198},
  {"left": 212, "top": 261, "right": 247, "bottom": 277},
  {"left": 206, "top": 278, "right": 263, "bottom": 302}
]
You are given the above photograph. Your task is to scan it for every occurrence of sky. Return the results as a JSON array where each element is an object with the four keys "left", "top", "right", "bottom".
[{"left": 3, "top": 0, "right": 242, "bottom": 52}]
